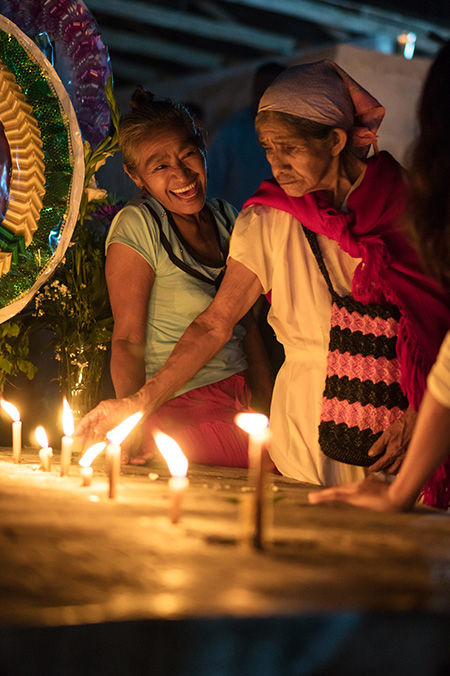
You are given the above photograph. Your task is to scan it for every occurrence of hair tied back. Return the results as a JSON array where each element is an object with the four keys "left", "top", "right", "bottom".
[{"left": 129, "top": 86, "right": 156, "bottom": 111}]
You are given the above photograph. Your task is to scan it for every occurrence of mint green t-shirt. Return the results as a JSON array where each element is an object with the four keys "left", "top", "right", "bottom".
[{"left": 106, "top": 195, "right": 248, "bottom": 397}]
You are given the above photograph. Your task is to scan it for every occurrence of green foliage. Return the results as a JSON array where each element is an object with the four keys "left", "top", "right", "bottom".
[
  {"left": 78, "top": 77, "right": 120, "bottom": 228},
  {"left": 33, "top": 198, "right": 118, "bottom": 415},
  {"left": 0, "top": 320, "right": 37, "bottom": 391},
  {"left": 32, "top": 78, "right": 122, "bottom": 416}
]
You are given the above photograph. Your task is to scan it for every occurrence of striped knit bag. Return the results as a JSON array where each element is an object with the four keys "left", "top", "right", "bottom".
[{"left": 303, "top": 227, "right": 409, "bottom": 466}]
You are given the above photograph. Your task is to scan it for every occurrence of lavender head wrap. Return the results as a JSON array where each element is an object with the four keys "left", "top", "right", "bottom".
[{"left": 258, "top": 60, "right": 385, "bottom": 151}]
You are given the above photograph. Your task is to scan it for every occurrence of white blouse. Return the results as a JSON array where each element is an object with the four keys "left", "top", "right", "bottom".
[
  {"left": 229, "top": 204, "right": 365, "bottom": 485},
  {"left": 427, "top": 330, "right": 450, "bottom": 409}
]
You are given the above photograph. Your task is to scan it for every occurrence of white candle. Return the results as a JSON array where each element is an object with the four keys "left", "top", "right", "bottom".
[
  {"left": 106, "top": 442, "right": 121, "bottom": 499},
  {"left": 80, "top": 466, "right": 93, "bottom": 487},
  {"left": 235, "top": 413, "right": 271, "bottom": 550},
  {"left": 1, "top": 400, "right": 22, "bottom": 463},
  {"left": 60, "top": 399, "right": 74, "bottom": 477},
  {"left": 60, "top": 436, "right": 73, "bottom": 476},
  {"left": 12, "top": 421, "right": 22, "bottom": 463},
  {"left": 106, "top": 412, "right": 143, "bottom": 500},
  {"left": 39, "top": 447, "right": 53, "bottom": 472},
  {"left": 79, "top": 441, "right": 106, "bottom": 488},
  {"left": 36, "top": 426, "right": 53, "bottom": 472},
  {"left": 168, "top": 476, "right": 190, "bottom": 524},
  {"left": 153, "top": 431, "right": 189, "bottom": 524}
]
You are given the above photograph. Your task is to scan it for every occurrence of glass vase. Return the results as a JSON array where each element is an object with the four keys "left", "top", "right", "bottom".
[{"left": 63, "top": 344, "right": 106, "bottom": 425}]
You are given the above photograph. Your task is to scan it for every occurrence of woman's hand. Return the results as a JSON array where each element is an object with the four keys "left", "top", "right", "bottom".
[
  {"left": 75, "top": 396, "right": 141, "bottom": 446},
  {"left": 366, "top": 406, "right": 417, "bottom": 474},
  {"left": 308, "top": 474, "right": 404, "bottom": 512}
]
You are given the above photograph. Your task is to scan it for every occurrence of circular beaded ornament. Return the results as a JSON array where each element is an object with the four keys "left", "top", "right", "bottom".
[{"left": 0, "top": 15, "right": 84, "bottom": 321}]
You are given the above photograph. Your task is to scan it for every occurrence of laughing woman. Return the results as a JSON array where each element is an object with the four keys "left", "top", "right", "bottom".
[{"left": 105, "top": 87, "right": 273, "bottom": 465}]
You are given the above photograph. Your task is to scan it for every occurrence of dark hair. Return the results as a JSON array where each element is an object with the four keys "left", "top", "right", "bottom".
[
  {"left": 119, "top": 86, "right": 207, "bottom": 175},
  {"left": 407, "top": 41, "right": 450, "bottom": 288}
]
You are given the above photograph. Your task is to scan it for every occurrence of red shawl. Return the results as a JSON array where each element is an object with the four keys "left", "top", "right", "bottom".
[{"left": 243, "top": 151, "right": 450, "bottom": 508}]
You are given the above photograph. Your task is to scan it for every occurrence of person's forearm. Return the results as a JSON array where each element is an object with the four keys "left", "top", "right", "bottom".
[
  {"left": 134, "top": 314, "right": 232, "bottom": 415},
  {"left": 110, "top": 338, "right": 146, "bottom": 398},
  {"left": 388, "top": 389, "right": 450, "bottom": 510},
  {"left": 129, "top": 259, "right": 263, "bottom": 417}
]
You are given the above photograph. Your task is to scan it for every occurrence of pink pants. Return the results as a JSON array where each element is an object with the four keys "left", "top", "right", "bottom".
[{"left": 142, "top": 372, "right": 253, "bottom": 467}]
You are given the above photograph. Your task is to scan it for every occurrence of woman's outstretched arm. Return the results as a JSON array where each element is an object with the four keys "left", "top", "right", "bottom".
[{"left": 76, "top": 258, "right": 264, "bottom": 442}]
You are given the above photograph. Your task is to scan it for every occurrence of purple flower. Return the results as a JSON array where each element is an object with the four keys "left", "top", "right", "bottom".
[{"left": 91, "top": 200, "right": 126, "bottom": 223}]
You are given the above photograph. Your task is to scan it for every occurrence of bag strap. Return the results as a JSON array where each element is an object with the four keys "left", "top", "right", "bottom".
[
  {"left": 303, "top": 224, "right": 402, "bottom": 321},
  {"left": 141, "top": 200, "right": 226, "bottom": 289},
  {"left": 302, "top": 226, "right": 336, "bottom": 296}
]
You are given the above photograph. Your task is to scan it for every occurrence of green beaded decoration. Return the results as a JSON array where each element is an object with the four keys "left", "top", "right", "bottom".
[{"left": 0, "top": 29, "right": 73, "bottom": 307}]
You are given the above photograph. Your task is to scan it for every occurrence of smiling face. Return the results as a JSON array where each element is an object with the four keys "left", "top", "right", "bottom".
[
  {"left": 256, "top": 112, "right": 343, "bottom": 198},
  {"left": 126, "top": 125, "right": 207, "bottom": 215}
]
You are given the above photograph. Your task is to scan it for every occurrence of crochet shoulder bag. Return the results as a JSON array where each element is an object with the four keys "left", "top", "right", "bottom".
[{"left": 303, "top": 226, "right": 409, "bottom": 466}]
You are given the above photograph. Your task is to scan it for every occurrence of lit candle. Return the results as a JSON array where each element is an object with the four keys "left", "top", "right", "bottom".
[
  {"left": 80, "top": 466, "right": 93, "bottom": 487},
  {"left": 79, "top": 441, "right": 106, "bottom": 487},
  {"left": 35, "top": 426, "right": 53, "bottom": 472},
  {"left": 235, "top": 413, "right": 271, "bottom": 550},
  {"left": 106, "top": 412, "right": 143, "bottom": 499},
  {"left": 60, "top": 398, "right": 74, "bottom": 476},
  {"left": 1, "top": 399, "right": 21, "bottom": 463},
  {"left": 154, "top": 431, "right": 189, "bottom": 524}
]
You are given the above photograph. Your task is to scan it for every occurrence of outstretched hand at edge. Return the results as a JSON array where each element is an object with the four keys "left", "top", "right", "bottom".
[
  {"left": 74, "top": 396, "right": 142, "bottom": 446},
  {"left": 308, "top": 474, "right": 406, "bottom": 512}
]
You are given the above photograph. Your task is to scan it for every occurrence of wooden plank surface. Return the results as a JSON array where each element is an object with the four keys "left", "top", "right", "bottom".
[{"left": 1, "top": 446, "right": 450, "bottom": 630}]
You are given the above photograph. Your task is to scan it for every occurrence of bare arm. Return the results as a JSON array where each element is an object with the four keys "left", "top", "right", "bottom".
[
  {"left": 106, "top": 242, "right": 154, "bottom": 397},
  {"left": 76, "top": 258, "right": 263, "bottom": 441},
  {"left": 387, "top": 390, "right": 450, "bottom": 509},
  {"left": 134, "top": 257, "right": 264, "bottom": 412}
]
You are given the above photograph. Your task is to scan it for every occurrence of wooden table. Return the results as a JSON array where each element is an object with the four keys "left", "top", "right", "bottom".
[{"left": 1, "top": 447, "right": 450, "bottom": 675}]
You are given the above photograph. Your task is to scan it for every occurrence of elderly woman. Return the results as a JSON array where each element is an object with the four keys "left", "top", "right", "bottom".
[
  {"left": 309, "top": 42, "right": 450, "bottom": 510},
  {"left": 78, "top": 61, "right": 450, "bottom": 499}
]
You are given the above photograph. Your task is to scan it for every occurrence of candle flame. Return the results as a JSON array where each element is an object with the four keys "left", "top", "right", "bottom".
[
  {"left": 154, "top": 431, "right": 188, "bottom": 477},
  {"left": 1, "top": 399, "right": 20, "bottom": 422},
  {"left": 62, "top": 398, "right": 74, "bottom": 437},
  {"left": 79, "top": 442, "right": 106, "bottom": 468},
  {"left": 106, "top": 411, "right": 143, "bottom": 445},
  {"left": 35, "top": 426, "right": 49, "bottom": 448},
  {"left": 235, "top": 412, "right": 269, "bottom": 436}
]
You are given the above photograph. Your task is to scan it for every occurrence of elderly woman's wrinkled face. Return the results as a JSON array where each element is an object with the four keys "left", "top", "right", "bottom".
[
  {"left": 128, "top": 125, "right": 207, "bottom": 215},
  {"left": 257, "top": 115, "right": 339, "bottom": 198}
]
